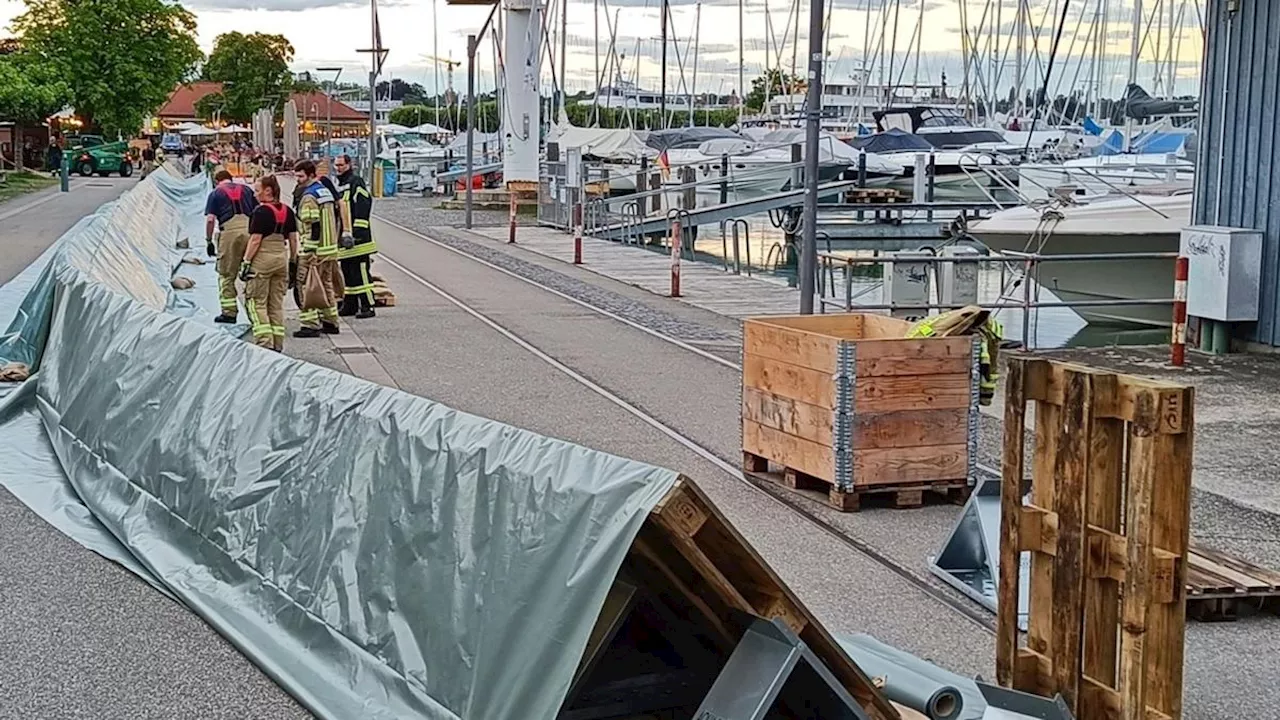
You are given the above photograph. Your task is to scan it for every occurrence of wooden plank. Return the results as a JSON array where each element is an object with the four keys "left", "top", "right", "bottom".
[
  {"left": 996, "top": 357, "right": 1027, "bottom": 689},
  {"left": 1026, "top": 362, "right": 1059, "bottom": 667},
  {"left": 741, "top": 386, "right": 832, "bottom": 446},
  {"left": 1188, "top": 552, "right": 1275, "bottom": 592},
  {"left": 1137, "top": 387, "right": 1193, "bottom": 720},
  {"left": 743, "top": 319, "right": 840, "bottom": 374},
  {"left": 1022, "top": 361, "right": 1192, "bottom": 435},
  {"left": 852, "top": 444, "right": 968, "bottom": 485},
  {"left": 846, "top": 337, "right": 970, "bottom": 361},
  {"left": 1019, "top": 505, "right": 1059, "bottom": 555},
  {"left": 852, "top": 408, "right": 969, "bottom": 450},
  {"left": 854, "top": 373, "right": 971, "bottom": 413},
  {"left": 1119, "top": 391, "right": 1158, "bottom": 720},
  {"left": 743, "top": 354, "right": 835, "bottom": 409},
  {"left": 1192, "top": 546, "right": 1280, "bottom": 588},
  {"left": 748, "top": 314, "right": 866, "bottom": 337},
  {"left": 742, "top": 419, "right": 835, "bottom": 483},
  {"left": 858, "top": 313, "right": 915, "bottom": 338},
  {"left": 1049, "top": 368, "right": 1092, "bottom": 710},
  {"left": 854, "top": 354, "right": 972, "bottom": 377},
  {"left": 631, "top": 535, "right": 737, "bottom": 648},
  {"left": 1082, "top": 390, "right": 1126, "bottom": 713}
]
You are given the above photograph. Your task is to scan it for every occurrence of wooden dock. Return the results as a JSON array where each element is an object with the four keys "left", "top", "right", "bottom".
[{"left": 471, "top": 225, "right": 803, "bottom": 318}]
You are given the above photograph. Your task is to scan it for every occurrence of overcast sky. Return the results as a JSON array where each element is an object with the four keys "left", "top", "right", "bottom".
[{"left": 0, "top": 0, "right": 1206, "bottom": 101}]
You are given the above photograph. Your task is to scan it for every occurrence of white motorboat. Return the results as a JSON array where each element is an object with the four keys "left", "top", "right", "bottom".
[
  {"left": 545, "top": 124, "right": 655, "bottom": 194},
  {"left": 970, "top": 189, "right": 1192, "bottom": 326},
  {"left": 661, "top": 132, "right": 903, "bottom": 195},
  {"left": 860, "top": 111, "right": 1020, "bottom": 193},
  {"left": 1017, "top": 153, "right": 1194, "bottom": 199}
]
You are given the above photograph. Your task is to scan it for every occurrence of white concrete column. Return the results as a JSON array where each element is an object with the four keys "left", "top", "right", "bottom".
[{"left": 503, "top": 0, "right": 542, "bottom": 186}]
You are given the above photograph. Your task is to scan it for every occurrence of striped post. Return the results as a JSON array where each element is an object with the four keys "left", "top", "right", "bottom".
[
  {"left": 1171, "top": 256, "right": 1189, "bottom": 367},
  {"left": 670, "top": 218, "right": 682, "bottom": 298},
  {"left": 572, "top": 199, "right": 583, "bottom": 265},
  {"left": 508, "top": 192, "right": 517, "bottom": 244}
]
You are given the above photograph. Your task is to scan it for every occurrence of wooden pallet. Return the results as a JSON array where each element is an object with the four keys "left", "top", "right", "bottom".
[
  {"left": 996, "top": 357, "right": 1194, "bottom": 720},
  {"left": 743, "top": 451, "right": 971, "bottom": 511},
  {"left": 641, "top": 478, "right": 898, "bottom": 720},
  {"left": 844, "top": 188, "right": 904, "bottom": 204},
  {"left": 1185, "top": 545, "right": 1280, "bottom": 621}
]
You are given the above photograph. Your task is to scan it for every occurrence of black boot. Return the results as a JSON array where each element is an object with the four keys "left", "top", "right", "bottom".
[
  {"left": 214, "top": 314, "right": 237, "bottom": 324},
  {"left": 338, "top": 297, "right": 357, "bottom": 317},
  {"left": 293, "top": 326, "right": 321, "bottom": 338},
  {"left": 320, "top": 321, "right": 340, "bottom": 335},
  {"left": 355, "top": 296, "right": 376, "bottom": 319}
]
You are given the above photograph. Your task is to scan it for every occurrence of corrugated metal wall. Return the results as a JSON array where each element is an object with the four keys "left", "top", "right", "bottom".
[{"left": 1194, "top": 0, "right": 1280, "bottom": 346}]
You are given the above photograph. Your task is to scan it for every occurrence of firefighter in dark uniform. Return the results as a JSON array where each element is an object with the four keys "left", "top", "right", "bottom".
[{"left": 333, "top": 154, "right": 377, "bottom": 318}]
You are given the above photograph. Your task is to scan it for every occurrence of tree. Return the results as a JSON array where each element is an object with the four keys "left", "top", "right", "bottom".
[
  {"left": 376, "top": 79, "right": 428, "bottom": 103},
  {"left": 12, "top": 0, "right": 202, "bottom": 135},
  {"left": 199, "top": 32, "right": 295, "bottom": 123},
  {"left": 0, "top": 54, "right": 69, "bottom": 168},
  {"left": 744, "top": 69, "right": 804, "bottom": 112}
]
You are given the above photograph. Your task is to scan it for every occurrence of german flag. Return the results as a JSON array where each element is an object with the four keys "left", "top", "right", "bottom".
[{"left": 656, "top": 149, "right": 670, "bottom": 181}]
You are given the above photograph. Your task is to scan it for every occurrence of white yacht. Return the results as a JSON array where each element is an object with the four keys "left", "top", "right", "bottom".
[
  {"left": 1018, "top": 153, "right": 1194, "bottom": 199},
  {"left": 970, "top": 188, "right": 1192, "bottom": 326}
]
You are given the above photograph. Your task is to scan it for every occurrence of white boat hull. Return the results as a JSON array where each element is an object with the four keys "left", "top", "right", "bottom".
[{"left": 971, "top": 194, "right": 1191, "bottom": 326}]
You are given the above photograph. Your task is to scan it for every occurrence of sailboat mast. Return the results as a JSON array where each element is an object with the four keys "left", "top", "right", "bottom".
[
  {"left": 1124, "top": 0, "right": 1141, "bottom": 151},
  {"left": 912, "top": 0, "right": 924, "bottom": 90},
  {"left": 738, "top": 0, "right": 745, "bottom": 123},
  {"left": 559, "top": 0, "right": 568, "bottom": 118},
  {"left": 1015, "top": 0, "right": 1026, "bottom": 119},
  {"left": 660, "top": 0, "right": 669, "bottom": 123},
  {"left": 594, "top": 0, "right": 600, "bottom": 119},
  {"left": 433, "top": 0, "right": 440, "bottom": 126},
  {"left": 1165, "top": 0, "right": 1177, "bottom": 95},
  {"left": 691, "top": 2, "right": 701, "bottom": 127}
]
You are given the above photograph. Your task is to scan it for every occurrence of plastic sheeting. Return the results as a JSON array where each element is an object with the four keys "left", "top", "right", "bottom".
[
  {"left": 0, "top": 165, "right": 680, "bottom": 719},
  {"left": 837, "top": 634, "right": 985, "bottom": 720}
]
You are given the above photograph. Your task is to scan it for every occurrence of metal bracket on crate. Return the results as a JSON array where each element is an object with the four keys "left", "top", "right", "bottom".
[
  {"left": 693, "top": 618, "right": 871, "bottom": 720},
  {"left": 928, "top": 476, "right": 1031, "bottom": 631},
  {"left": 832, "top": 341, "right": 856, "bottom": 493}
]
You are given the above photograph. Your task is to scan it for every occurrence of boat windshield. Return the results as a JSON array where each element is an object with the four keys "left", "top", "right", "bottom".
[{"left": 384, "top": 133, "right": 434, "bottom": 149}]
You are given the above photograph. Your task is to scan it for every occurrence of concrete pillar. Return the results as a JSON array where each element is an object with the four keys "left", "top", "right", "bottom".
[{"left": 503, "top": 0, "right": 543, "bottom": 186}]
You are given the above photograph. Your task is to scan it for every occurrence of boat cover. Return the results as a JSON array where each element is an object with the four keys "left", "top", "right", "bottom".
[
  {"left": 848, "top": 128, "right": 935, "bottom": 153},
  {"left": 644, "top": 126, "right": 742, "bottom": 152},
  {"left": 0, "top": 165, "right": 679, "bottom": 719},
  {"left": 546, "top": 123, "right": 655, "bottom": 161}
]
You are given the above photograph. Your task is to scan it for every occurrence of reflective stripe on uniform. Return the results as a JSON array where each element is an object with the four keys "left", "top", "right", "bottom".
[
  {"left": 246, "top": 299, "right": 271, "bottom": 339},
  {"left": 352, "top": 219, "right": 370, "bottom": 228},
  {"left": 336, "top": 240, "right": 378, "bottom": 259}
]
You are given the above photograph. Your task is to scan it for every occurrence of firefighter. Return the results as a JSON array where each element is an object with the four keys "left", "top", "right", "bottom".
[
  {"left": 333, "top": 154, "right": 377, "bottom": 318},
  {"left": 204, "top": 169, "right": 259, "bottom": 323},
  {"left": 240, "top": 175, "right": 299, "bottom": 351},
  {"left": 292, "top": 159, "right": 341, "bottom": 337},
  {"left": 905, "top": 306, "right": 1004, "bottom": 406}
]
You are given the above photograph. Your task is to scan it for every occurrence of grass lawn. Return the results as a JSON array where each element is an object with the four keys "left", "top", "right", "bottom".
[{"left": 0, "top": 169, "right": 58, "bottom": 204}]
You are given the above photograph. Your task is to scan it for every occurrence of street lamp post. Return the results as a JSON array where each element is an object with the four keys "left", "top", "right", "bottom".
[{"left": 318, "top": 67, "right": 344, "bottom": 161}]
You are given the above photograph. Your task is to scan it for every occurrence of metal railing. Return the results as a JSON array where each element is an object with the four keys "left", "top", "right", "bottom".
[
  {"left": 815, "top": 249, "right": 1180, "bottom": 349},
  {"left": 720, "top": 218, "right": 753, "bottom": 276}
]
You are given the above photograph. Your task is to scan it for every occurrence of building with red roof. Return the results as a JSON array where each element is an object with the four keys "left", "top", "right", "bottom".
[{"left": 154, "top": 81, "right": 369, "bottom": 139}]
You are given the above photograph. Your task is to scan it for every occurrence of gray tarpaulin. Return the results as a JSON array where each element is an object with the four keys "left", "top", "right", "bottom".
[{"left": 0, "top": 166, "right": 680, "bottom": 719}]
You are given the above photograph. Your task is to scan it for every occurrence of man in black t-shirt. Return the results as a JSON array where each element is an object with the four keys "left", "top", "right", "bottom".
[{"left": 241, "top": 174, "right": 299, "bottom": 351}]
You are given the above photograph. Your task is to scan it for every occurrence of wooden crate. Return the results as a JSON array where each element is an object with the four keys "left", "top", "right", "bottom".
[
  {"left": 740, "top": 313, "right": 979, "bottom": 511},
  {"left": 996, "top": 357, "right": 1194, "bottom": 720}
]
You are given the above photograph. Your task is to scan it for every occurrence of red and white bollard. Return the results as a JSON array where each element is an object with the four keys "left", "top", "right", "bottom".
[
  {"left": 669, "top": 218, "right": 682, "bottom": 297},
  {"left": 1171, "top": 255, "right": 1189, "bottom": 367},
  {"left": 572, "top": 201, "right": 583, "bottom": 265},
  {"left": 508, "top": 192, "right": 517, "bottom": 244}
]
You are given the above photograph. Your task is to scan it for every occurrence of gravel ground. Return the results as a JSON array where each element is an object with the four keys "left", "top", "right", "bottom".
[{"left": 369, "top": 206, "right": 1280, "bottom": 720}]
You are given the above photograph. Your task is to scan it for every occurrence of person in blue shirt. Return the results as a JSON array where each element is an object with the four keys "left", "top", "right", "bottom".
[{"left": 204, "top": 170, "right": 260, "bottom": 323}]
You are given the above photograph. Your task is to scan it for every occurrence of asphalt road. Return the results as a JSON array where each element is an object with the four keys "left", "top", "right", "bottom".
[{"left": 0, "top": 177, "right": 310, "bottom": 720}]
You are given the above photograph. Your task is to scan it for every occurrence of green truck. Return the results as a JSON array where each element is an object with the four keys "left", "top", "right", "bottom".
[{"left": 65, "top": 135, "right": 134, "bottom": 178}]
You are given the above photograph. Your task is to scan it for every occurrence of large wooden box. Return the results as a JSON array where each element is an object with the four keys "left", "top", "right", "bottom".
[{"left": 741, "top": 313, "right": 979, "bottom": 510}]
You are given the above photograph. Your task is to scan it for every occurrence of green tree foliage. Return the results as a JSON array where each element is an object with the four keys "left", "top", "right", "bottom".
[
  {"left": 199, "top": 32, "right": 296, "bottom": 122},
  {"left": 0, "top": 55, "right": 69, "bottom": 127},
  {"left": 12, "top": 0, "right": 202, "bottom": 135},
  {"left": 744, "top": 69, "right": 804, "bottom": 112}
]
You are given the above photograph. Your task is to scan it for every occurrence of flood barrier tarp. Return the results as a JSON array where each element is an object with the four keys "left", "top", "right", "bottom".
[{"left": 0, "top": 166, "right": 680, "bottom": 719}]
